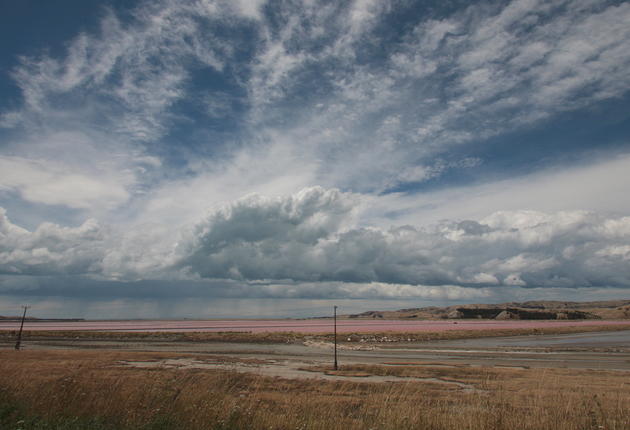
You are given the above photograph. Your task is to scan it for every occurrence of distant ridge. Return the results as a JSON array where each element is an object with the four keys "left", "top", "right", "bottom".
[{"left": 346, "top": 299, "right": 630, "bottom": 320}]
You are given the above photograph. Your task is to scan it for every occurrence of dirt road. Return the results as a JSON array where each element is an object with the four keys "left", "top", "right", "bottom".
[{"left": 3, "top": 329, "right": 629, "bottom": 378}]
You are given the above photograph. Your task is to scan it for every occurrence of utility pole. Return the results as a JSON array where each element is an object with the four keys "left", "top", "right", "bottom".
[
  {"left": 14, "top": 305, "right": 29, "bottom": 351},
  {"left": 333, "top": 305, "right": 338, "bottom": 370}
]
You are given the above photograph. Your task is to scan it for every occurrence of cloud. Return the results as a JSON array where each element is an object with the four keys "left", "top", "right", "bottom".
[
  {"left": 234, "top": 0, "right": 630, "bottom": 193},
  {"left": 1, "top": 0, "right": 630, "bottom": 310},
  {"left": 136, "top": 138, "right": 320, "bottom": 227},
  {"left": 100, "top": 221, "right": 183, "bottom": 281},
  {"left": 0, "top": 130, "right": 159, "bottom": 218},
  {"left": 0, "top": 208, "right": 105, "bottom": 275},
  {"left": 4, "top": 0, "right": 630, "bottom": 211},
  {"left": 368, "top": 153, "right": 630, "bottom": 227},
  {"left": 237, "top": 281, "right": 493, "bottom": 301},
  {"left": 177, "top": 187, "right": 630, "bottom": 289},
  {"left": 0, "top": 275, "right": 491, "bottom": 302},
  {"left": 0, "top": 155, "right": 130, "bottom": 210},
  {"left": 384, "top": 0, "right": 630, "bottom": 147},
  {"left": 176, "top": 187, "right": 361, "bottom": 280},
  {"left": 0, "top": 0, "right": 257, "bottom": 218},
  {"left": 2, "top": 184, "right": 630, "bottom": 298},
  {"left": 5, "top": 2, "right": 236, "bottom": 141}
]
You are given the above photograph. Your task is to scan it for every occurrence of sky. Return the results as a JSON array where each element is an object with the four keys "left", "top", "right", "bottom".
[{"left": 1, "top": 0, "right": 630, "bottom": 319}]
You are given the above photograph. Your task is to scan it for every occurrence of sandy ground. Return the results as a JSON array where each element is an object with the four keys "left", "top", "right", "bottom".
[
  {"left": 3, "top": 329, "right": 630, "bottom": 382},
  {"left": 116, "top": 357, "right": 478, "bottom": 390}
]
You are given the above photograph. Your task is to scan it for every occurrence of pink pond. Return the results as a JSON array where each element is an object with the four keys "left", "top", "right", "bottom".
[{"left": 1, "top": 319, "right": 630, "bottom": 334}]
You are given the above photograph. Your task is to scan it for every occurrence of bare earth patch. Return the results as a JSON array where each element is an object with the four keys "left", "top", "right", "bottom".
[{"left": 117, "top": 357, "right": 479, "bottom": 390}]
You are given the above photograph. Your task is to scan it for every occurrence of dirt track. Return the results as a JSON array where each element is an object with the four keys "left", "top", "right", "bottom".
[{"left": 3, "top": 329, "right": 630, "bottom": 379}]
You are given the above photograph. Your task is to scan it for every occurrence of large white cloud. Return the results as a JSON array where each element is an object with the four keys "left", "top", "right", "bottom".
[
  {"left": 176, "top": 187, "right": 360, "bottom": 280},
  {"left": 2, "top": 186, "right": 630, "bottom": 295},
  {"left": 176, "top": 187, "right": 630, "bottom": 289},
  {"left": 0, "top": 208, "right": 105, "bottom": 275}
]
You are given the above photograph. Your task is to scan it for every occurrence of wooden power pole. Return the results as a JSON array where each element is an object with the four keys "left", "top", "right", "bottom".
[
  {"left": 14, "top": 305, "right": 30, "bottom": 350},
  {"left": 333, "top": 305, "right": 338, "bottom": 370}
]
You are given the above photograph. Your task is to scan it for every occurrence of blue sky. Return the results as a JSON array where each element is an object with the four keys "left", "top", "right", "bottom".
[{"left": 1, "top": 0, "right": 630, "bottom": 318}]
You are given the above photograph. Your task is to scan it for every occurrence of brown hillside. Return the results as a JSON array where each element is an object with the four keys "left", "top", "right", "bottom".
[{"left": 346, "top": 299, "right": 630, "bottom": 320}]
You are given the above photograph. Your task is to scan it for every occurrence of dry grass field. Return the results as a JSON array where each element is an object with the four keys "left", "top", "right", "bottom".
[{"left": 1, "top": 348, "right": 629, "bottom": 430}]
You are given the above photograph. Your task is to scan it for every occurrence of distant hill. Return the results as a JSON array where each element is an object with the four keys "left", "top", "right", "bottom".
[{"left": 345, "top": 299, "right": 630, "bottom": 320}]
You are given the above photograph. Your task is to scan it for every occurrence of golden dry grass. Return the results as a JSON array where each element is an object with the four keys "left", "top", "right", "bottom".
[{"left": 1, "top": 349, "right": 629, "bottom": 430}]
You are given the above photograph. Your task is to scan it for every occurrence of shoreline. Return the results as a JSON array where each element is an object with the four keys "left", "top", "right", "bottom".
[{"left": 2, "top": 321, "right": 630, "bottom": 344}]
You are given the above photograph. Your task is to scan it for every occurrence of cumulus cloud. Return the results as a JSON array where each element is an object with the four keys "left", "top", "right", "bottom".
[
  {"left": 0, "top": 208, "right": 105, "bottom": 275},
  {"left": 176, "top": 187, "right": 361, "bottom": 280},
  {"left": 2, "top": 185, "right": 630, "bottom": 297},
  {"left": 177, "top": 187, "right": 630, "bottom": 289}
]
